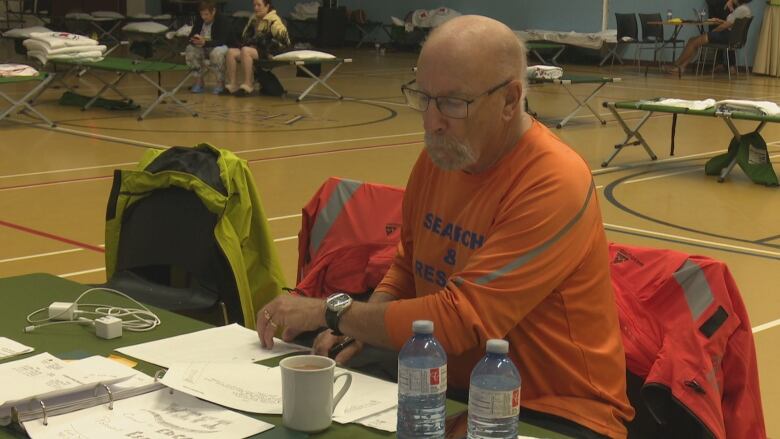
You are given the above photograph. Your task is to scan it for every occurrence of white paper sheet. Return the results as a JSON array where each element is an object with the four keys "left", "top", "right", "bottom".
[
  {"left": 0, "top": 337, "right": 34, "bottom": 359},
  {"left": 24, "top": 389, "right": 274, "bottom": 439},
  {"left": 162, "top": 362, "right": 283, "bottom": 414},
  {"left": 115, "top": 323, "right": 307, "bottom": 368},
  {"left": 160, "top": 362, "right": 398, "bottom": 426},
  {"left": 353, "top": 406, "right": 397, "bottom": 432},
  {"left": 332, "top": 367, "right": 397, "bottom": 424},
  {"left": 0, "top": 353, "right": 134, "bottom": 407}
]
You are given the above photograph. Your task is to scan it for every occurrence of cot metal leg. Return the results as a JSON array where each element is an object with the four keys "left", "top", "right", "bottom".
[
  {"left": 601, "top": 104, "right": 657, "bottom": 167},
  {"left": 550, "top": 46, "right": 565, "bottom": 66},
  {"left": 136, "top": 71, "right": 198, "bottom": 120},
  {"left": 0, "top": 74, "right": 56, "bottom": 127},
  {"left": 556, "top": 82, "right": 608, "bottom": 129},
  {"left": 83, "top": 72, "right": 130, "bottom": 110},
  {"left": 294, "top": 61, "right": 347, "bottom": 102}
]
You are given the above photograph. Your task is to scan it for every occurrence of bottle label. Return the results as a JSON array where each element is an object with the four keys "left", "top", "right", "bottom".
[
  {"left": 468, "top": 387, "right": 520, "bottom": 418},
  {"left": 398, "top": 365, "right": 447, "bottom": 396}
]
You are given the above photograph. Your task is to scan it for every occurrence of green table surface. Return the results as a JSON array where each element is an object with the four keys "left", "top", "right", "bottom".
[{"left": 0, "top": 274, "right": 567, "bottom": 438}]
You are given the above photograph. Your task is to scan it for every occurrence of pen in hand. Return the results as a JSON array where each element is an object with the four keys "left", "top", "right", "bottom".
[{"left": 328, "top": 336, "right": 356, "bottom": 359}]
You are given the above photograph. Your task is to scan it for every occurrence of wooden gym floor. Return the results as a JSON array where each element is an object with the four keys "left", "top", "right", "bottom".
[{"left": 0, "top": 43, "right": 778, "bottom": 436}]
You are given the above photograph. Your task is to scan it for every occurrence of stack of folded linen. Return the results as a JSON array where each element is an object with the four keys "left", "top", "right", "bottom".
[
  {"left": 23, "top": 32, "right": 106, "bottom": 64},
  {"left": 527, "top": 65, "right": 563, "bottom": 80},
  {"left": 715, "top": 99, "right": 780, "bottom": 116},
  {"left": 0, "top": 64, "right": 39, "bottom": 77}
]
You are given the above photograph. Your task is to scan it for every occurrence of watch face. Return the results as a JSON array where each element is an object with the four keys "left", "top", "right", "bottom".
[{"left": 327, "top": 293, "right": 352, "bottom": 311}]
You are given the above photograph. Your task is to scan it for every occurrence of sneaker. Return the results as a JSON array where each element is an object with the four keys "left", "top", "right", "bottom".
[
  {"left": 191, "top": 84, "right": 205, "bottom": 94},
  {"left": 212, "top": 85, "right": 224, "bottom": 95}
]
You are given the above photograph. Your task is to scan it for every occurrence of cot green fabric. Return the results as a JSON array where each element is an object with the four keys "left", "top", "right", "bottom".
[
  {"left": 530, "top": 75, "right": 617, "bottom": 85},
  {"left": 105, "top": 144, "right": 286, "bottom": 329},
  {"left": 611, "top": 100, "right": 780, "bottom": 123},
  {"left": 705, "top": 132, "right": 779, "bottom": 186},
  {"left": 53, "top": 56, "right": 189, "bottom": 73},
  {"left": 0, "top": 72, "right": 48, "bottom": 84}
]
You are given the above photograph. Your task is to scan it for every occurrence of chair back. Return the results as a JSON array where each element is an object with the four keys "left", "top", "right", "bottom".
[
  {"left": 615, "top": 13, "right": 639, "bottom": 42},
  {"left": 638, "top": 13, "right": 664, "bottom": 42},
  {"left": 728, "top": 16, "right": 752, "bottom": 49}
]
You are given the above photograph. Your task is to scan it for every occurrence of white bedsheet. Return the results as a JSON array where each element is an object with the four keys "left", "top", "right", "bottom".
[
  {"left": 28, "top": 32, "right": 99, "bottom": 49},
  {"left": 515, "top": 29, "right": 617, "bottom": 50},
  {"left": 24, "top": 39, "right": 106, "bottom": 55}
]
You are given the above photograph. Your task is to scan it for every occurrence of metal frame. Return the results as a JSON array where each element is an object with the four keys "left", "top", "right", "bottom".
[
  {"left": 601, "top": 103, "right": 772, "bottom": 183},
  {"left": 47, "top": 61, "right": 197, "bottom": 120},
  {"left": 262, "top": 58, "right": 352, "bottom": 102},
  {"left": 0, "top": 73, "right": 55, "bottom": 127},
  {"left": 531, "top": 78, "right": 619, "bottom": 129},
  {"left": 528, "top": 44, "right": 566, "bottom": 66}
]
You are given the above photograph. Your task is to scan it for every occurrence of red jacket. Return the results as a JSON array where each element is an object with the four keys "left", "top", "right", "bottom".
[
  {"left": 294, "top": 177, "right": 404, "bottom": 298},
  {"left": 609, "top": 243, "right": 765, "bottom": 439}
]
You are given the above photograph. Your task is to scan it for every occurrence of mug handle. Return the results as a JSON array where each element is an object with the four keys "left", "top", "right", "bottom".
[{"left": 331, "top": 371, "right": 352, "bottom": 413}]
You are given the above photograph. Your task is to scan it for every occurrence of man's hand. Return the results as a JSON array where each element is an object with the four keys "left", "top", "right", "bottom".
[
  {"left": 313, "top": 330, "right": 364, "bottom": 366},
  {"left": 725, "top": 0, "right": 735, "bottom": 12},
  {"left": 256, "top": 295, "right": 326, "bottom": 349}
]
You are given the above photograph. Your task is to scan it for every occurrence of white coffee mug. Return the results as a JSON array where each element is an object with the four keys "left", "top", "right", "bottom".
[{"left": 280, "top": 355, "right": 352, "bottom": 432}]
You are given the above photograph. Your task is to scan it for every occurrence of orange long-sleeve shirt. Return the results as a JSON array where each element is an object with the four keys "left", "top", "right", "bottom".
[{"left": 379, "top": 120, "right": 634, "bottom": 438}]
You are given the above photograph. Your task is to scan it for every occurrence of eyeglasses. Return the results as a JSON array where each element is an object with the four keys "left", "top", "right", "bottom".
[{"left": 401, "top": 78, "right": 512, "bottom": 119}]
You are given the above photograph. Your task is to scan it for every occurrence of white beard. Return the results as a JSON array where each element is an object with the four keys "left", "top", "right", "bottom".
[{"left": 424, "top": 132, "right": 477, "bottom": 171}]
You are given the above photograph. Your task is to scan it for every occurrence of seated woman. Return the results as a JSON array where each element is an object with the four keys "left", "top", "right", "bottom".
[
  {"left": 224, "top": 0, "right": 290, "bottom": 96},
  {"left": 665, "top": 0, "right": 751, "bottom": 75},
  {"left": 185, "top": 0, "right": 231, "bottom": 94}
]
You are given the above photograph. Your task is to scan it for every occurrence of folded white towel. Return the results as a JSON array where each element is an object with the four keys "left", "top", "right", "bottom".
[
  {"left": 29, "top": 32, "right": 99, "bottom": 49},
  {"left": 715, "top": 99, "right": 780, "bottom": 116},
  {"left": 2, "top": 26, "right": 52, "bottom": 39},
  {"left": 527, "top": 65, "right": 563, "bottom": 80},
  {"left": 653, "top": 98, "right": 716, "bottom": 111},
  {"left": 24, "top": 39, "right": 106, "bottom": 55},
  {"left": 27, "top": 50, "right": 104, "bottom": 65},
  {"left": 0, "top": 63, "right": 39, "bottom": 77}
]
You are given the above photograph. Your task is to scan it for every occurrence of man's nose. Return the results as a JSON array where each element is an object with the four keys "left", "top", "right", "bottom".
[{"left": 422, "top": 101, "right": 447, "bottom": 133}]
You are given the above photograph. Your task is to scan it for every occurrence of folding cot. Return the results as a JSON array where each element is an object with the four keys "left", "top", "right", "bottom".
[
  {"left": 526, "top": 41, "right": 566, "bottom": 66},
  {"left": 64, "top": 11, "right": 125, "bottom": 47},
  {"left": 0, "top": 72, "right": 55, "bottom": 126},
  {"left": 257, "top": 54, "right": 352, "bottom": 102},
  {"left": 601, "top": 99, "right": 780, "bottom": 184},
  {"left": 44, "top": 57, "right": 195, "bottom": 120},
  {"left": 528, "top": 75, "right": 621, "bottom": 128}
]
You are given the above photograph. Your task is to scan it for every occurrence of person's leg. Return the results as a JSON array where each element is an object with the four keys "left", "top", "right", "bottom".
[
  {"left": 239, "top": 46, "right": 260, "bottom": 93},
  {"left": 209, "top": 45, "right": 229, "bottom": 93},
  {"left": 184, "top": 44, "right": 206, "bottom": 91},
  {"left": 674, "top": 34, "right": 708, "bottom": 70},
  {"left": 225, "top": 48, "right": 241, "bottom": 93}
]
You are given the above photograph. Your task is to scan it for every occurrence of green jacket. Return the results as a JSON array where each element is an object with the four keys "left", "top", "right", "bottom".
[{"left": 105, "top": 143, "right": 285, "bottom": 328}]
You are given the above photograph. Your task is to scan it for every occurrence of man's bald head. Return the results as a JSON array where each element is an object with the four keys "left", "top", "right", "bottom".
[{"left": 419, "top": 15, "right": 526, "bottom": 93}]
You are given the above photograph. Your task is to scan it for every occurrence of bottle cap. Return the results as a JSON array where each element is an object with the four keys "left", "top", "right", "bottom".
[
  {"left": 412, "top": 320, "right": 434, "bottom": 334},
  {"left": 486, "top": 339, "right": 509, "bottom": 354}
]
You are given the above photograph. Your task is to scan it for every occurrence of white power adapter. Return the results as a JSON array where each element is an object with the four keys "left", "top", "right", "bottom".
[
  {"left": 94, "top": 316, "right": 123, "bottom": 339},
  {"left": 48, "top": 302, "right": 76, "bottom": 321}
]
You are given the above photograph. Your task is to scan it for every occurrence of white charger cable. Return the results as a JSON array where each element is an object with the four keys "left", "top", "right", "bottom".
[{"left": 25, "top": 287, "right": 161, "bottom": 336}]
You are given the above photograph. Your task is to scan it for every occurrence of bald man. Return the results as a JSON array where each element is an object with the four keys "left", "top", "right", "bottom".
[{"left": 256, "top": 15, "right": 634, "bottom": 438}]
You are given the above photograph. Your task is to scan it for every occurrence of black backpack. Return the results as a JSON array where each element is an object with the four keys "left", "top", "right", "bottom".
[{"left": 255, "top": 68, "right": 285, "bottom": 97}]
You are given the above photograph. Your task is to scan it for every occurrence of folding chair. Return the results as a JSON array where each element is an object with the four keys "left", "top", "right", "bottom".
[{"left": 0, "top": 72, "right": 55, "bottom": 126}]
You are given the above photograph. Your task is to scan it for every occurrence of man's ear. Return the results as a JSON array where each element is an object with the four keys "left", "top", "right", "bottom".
[{"left": 502, "top": 80, "right": 522, "bottom": 120}]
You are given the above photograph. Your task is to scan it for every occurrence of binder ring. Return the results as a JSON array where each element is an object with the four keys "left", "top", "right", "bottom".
[
  {"left": 36, "top": 399, "right": 47, "bottom": 426},
  {"left": 153, "top": 369, "right": 174, "bottom": 394}
]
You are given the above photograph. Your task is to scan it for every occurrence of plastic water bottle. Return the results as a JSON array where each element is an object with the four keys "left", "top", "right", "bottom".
[
  {"left": 397, "top": 320, "right": 447, "bottom": 439},
  {"left": 467, "top": 340, "right": 522, "bottom": 439},
  {"left": 666, "top": 9, "right": 673, "bottom": 21}
]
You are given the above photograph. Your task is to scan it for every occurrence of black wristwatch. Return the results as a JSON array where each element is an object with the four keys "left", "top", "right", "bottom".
[{"left": 325, "top": 292, "right": 353, "bottom": 336}]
